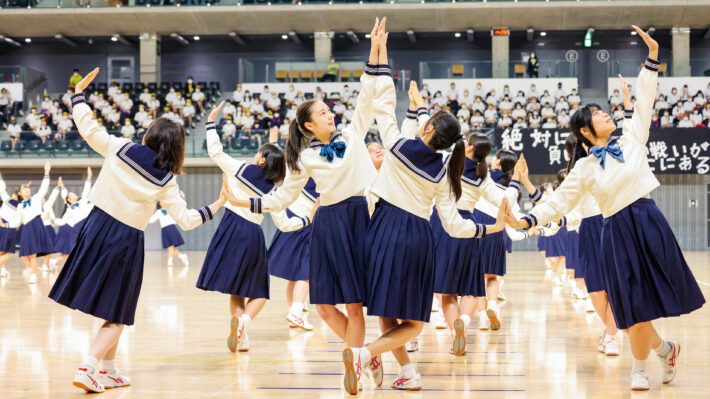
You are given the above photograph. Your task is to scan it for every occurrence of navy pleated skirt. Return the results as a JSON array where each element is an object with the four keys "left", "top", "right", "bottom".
[
  {"left": 197, "top": 209, "right": 269, "bottom": 299},
  {"left": 18, "top": 217, "right": 54, "bottom": 257},
  {"left": 367, "top": 200, "right": 435, "bottom": 322},
  {"left": 579, "top": 215, "right": 604, "bottom": 292},
  {"left": 268, "top": 209, "right": 311, "bottom": 282},
  {"left": 601, "top": 198, "right": 706, "bottom": 330},
  {"left": 161, "top": 225, "right": 185, "bottom": 249},
  {"left": 473, "top": 210, "right": 506, "bottom": 276},
  {"left": 546, "top": 226, "right": 568, "bottom": 257},
  {"left": 431, "top": 209, "right": 485, "bottom": 297},
  {"left": 565, "top": 230, "right": 581, "bottom": 275},
  {"left": 0, "top": 222, "right": 17, "bottom": 253},
  {"left": 537, "top": 235, "right": 550, "bottom": 253},
  {"left": 503, "top": 230, "right": 513, "bottom": 254},
  {"left": 309, "top": 196, "right": 369, "bottom": 305},
  {"left": 44, "top": 225, "right": 56, "bottom": 246},
  {"left": 49, "top": 207, "right": 145, "bottom": 326},
  {"left": 53, "top": 224, "right": 75, "bottom": 255}
]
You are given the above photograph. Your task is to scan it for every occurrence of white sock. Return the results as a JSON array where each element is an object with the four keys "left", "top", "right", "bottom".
[
  {"left": 102, "top": 359, "right": 115, "bottom": 371},
  {"left": 478, "top": 310, "right": 487, "bottom": 321},
  {"left": 81, "top": 356, "right": 98, "bottom": 374},
  {"left": 460, "top": 314, "right": 471, "bottom": 329},
  {"left": 654, "top": 339, "right": 672, "bottom": 357},
  {"left": 239, "top": 314, "right": 252, "bottom": 329},
  {"left": 632, "top": 358, "right": 647, "bottom": 373},
  {"left": 359, "top": 347, "right": 371, "bottom": 365},
  {"left": 401, "top": 363, "right": 416, "bottom": 379},
  {"left": 605, "top": 334, "right": 616, "bottom": 342},
  {"left": 487, "top": 300, "right": 497, "bottom": 311},
  {"left": 290, "top": 302, "right": 304, "bottom": 317},
  {"left": 167, "top": 257, "right": 174, "bottom": 266}
]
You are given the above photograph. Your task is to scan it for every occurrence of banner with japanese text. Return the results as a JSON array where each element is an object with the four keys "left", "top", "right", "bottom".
[{"left": 492, "top": 127, "right": 710, "bottom": 175}]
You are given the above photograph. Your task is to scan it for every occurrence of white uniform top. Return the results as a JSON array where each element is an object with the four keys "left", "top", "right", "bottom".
[
  {"left": 71, "top": 93, "right": 213, "bottom": 231},
  {"left": 525, "top": 59, "right": 661, "bottom": 227},
  {"left": 56, "top": 179, "right": 92, "bottom": 227},
  {"left": 18, "top": 176, "right": 50, "bottom": 224},
  {"left": 249, "top": 64, "right": 383, "bottom": 214},
  {"left": 271, "top": 177, "right": 320, "bottom": 232},
  {"left": 367, "top": 75, "right": 486, "bottom": 239},
  {"left": 41, "top": 188, "right": 60, "bottom": 226},
  {"left": 8, "top": 124, "right": 21, "bottom": 138},
  {"left": 149, "top": 209, "right": 177, "bottom": 228},
  {"left": 0, "top": 180, "right": 20, "bottom": 228}
]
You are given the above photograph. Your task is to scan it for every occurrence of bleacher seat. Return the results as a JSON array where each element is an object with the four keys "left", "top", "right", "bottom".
[
  {"left": 246, "top": 139, "right": 260, "bottom": 150},
  {"left": 42, "top": 141, "right": 55, "bottom": 152},
  {"left": 232, "top": 139, "right": 246, "bottom": 150},
  {"left": 514, "top": 64, "right": 526, "bottom": 77},
  {"left": 135, "top": 82, "right": 145, "bottom": 92},
  {"left": 276, "top": 70, "right": 288, "bottom": 81},
  {"left": 28, "top": 141, "right": 41, "bottom": 152},
  {"left": 210, "top": 82, "right": 220, "bottom": 91},
  {"left": 87, "top": 83, "right": 96, "bottom": 93},
  {"left": 71, "top": 140, "right": 86, "bottom": 151},
  {"left": 55, "top": 140, "right": 69, "bottom": 151},
  {"left": 353, "top": 69, "right": 364, "bottom": 79},
  {"left": 97, "top": 83, "right": 108, "bottom": 93},
  {"left": 20, "top": 132, "right": 35, "bottom": 141},
  {"left": 173, "top": 82, "right": 184, "bottom": 91},
  {"left": 160, "top": 82, "right": 171, "bottom": 92},
  {"left": 452, "top": 65, "right": 464, "bottom": 77},
  {"left": 289, "top": 71, "right": 300, "bottom": 81},
  {"left": 301, "top": 70, "right": 314, "bottom": 81},
  {"left": 123, "top": 82, "right": 133, "bottom": 91},
  {"left": 66, "top": 132, "right": 80, "bottom": 141},
  {"left": 147, "top": 82, "right": 158, "bottom": 91},
  {"left": 0, "top": 141, "right": 12, "bottom": 152},
  {"left": 316, "top": 70, "right": 325, "bottom": 81},
  {"left": 340, "top": 70, "right": 351, "bottom": 81},
  {"left": 304, "top": 92, "right": 314, "bottom": 99}
]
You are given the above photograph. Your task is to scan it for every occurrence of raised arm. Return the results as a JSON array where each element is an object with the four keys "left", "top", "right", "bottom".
[
  {"left": 206, "top": 102, "right": 246, "bottom": 176},
  {"left": 81, "top": 169, "right": 92, "bottom": 199},
  {"left": 629, "top": 25, "right": 660, "bottom": 145},
  {"left": 46, "top": 187, "right": 60, "bottom": 209},
  {"left": 34, "top": 162, "right": 51, "bottom": 200},
  {"left": 0, "top": 174, "right": 9, "bottom": 202},
  {"left": 434, "top": 180, "right": 507, "bottom": 238}
]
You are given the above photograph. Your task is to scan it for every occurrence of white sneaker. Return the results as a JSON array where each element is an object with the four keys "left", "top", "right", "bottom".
[
  {"left": 597, "top": 328, "right": 606, "bottom": 353},
  {"left": 570, "top": 287, "right": 585, "bottom": 300},
  {"left": 630, "top": 370, "right": 650, "bottom": 391},
  {"left": 604, "top": 336, "right": 619, "bottom": 356},
  {"left": 27, "top": 273, "right": 38, "bottom": 284},
  {"left": 479, "top": 314, "right": 490, "bottom": 330},
  {"left": 486, "top": 308, "right": 501, "bottom": 330},
  {"left": 452, "top": 318, "right": 466, "bottom": 356},
  {"left": 41, "top": 264, "right": 49, "bottom": 272},
  {"left": 434, "top": 317, "right": 447, "bottom": 330},
  {"left": 367, "top": 353, "right": 383, "bottom": 387},
  {"left": 286, "top": 312, "right": 313, "bottom": 331},
  {"left": 73, "top": 368, "right": 105, "bottom": 393},
  {"left": 228, "top": 317, "right": 239, "bottom": 353},
  {"left": 0, "top": 267, "right": 8, "bottom": 277},
  {"left": 392, "top": 373, "right": 422, "bottom": 391},
  {"left": 238, "top": 332, "right": 249, "bottom": 352},
  {"left": 342, "top": 348, "right": 362, "bottom": 395},
  {"left": 178, "top": 253, "right": 189, "bottom": 266},
  {"left": 405, "top": 337, "right": 419, "bottom": 352},
  {"left": 657, "top": 341, "right": 680, "bottom": 384},
  {"left": 585, "top": 298, "right": 595, "bottom": 313},
  {"left": 544, "top": 269, "right": 552, "bottom": 280},
  {"left": 97, "top": 369, "right": 131, "bottom": 388},
  {"left": 552, "top": 276, "right": 562, "bottom": 287},
  {"left": 167, "top": 258, "right": 174, "bottom": 267}
]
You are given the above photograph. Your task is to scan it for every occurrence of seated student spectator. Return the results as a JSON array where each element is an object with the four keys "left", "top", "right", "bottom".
[
  {"left": 139, "top": 114, "right": 153, "bottom": 136},
  {"left": 420, "top": 83, "right": 431, "bottom": 104},
  {"left": 266, "top": 92, "right": 281, "bottom": 113},
  {"left": 683, "top": 98, "right": 696, "bottom": 114},
  {"left": 324, "top": 56, "right": 340, "bottom": 82},
  {"left": 69, "top": 69, "right": 83, "bottom": 89},
  {"left": 558, "top": 109, "right": 570, "bottom": 128},
  {"left": 283, "top": 85, "right": 297, "bottom": 105},
  {"left": 681, "top": 84, "right": 691, "bottom": 100},
  {"left": 526, "top": 97, "right": 541, "bottom": 113},
  {"left": 528, "top": 83, "right": 539, "bottom": 99},
  {"left": 182, "top": 99, "right": 196, "bottom": 129},
  {"left": 260, "top": 85, "right": 271, "bottom": 103},
  {"left": 457, "top": 104, "right": 471, "bottom": 121},
  {"left": 185, "top": 76, "right": 196, "bottom": 94},
  {"left": 469, "top": 111, "right": 484, "bottom": 130},
  {"left": 57, "top": 112, "right": 73, "bottom": 140},
  {"left": 460, "top": 89, "right": 473, "bottom": 109},
  {"left": 472, "top": 81, "right": 485, "bottom": 100},
  {"left": 704, "top": 103, "right": 710, "bottom": 125},
  {"left": 541, "top": 116, "right": 558, "bottom": 130},
  {"left": 498, "top": 95, "right": 513, "bottom": 115},
  {"left": 612, "top": 104, "right": 625, "bottom": 126},
  {"left": 471, "top": 96, "right": 486, "bottom": 114},
  {"left": 342, "top": 84, "right": 352, "bottom": 100},
  {"left": 107, "top": 105, "right": 121, "bottom": 130},
  {"left": 8, "top": 117, "right": 20, "bottom": 150},
  {"left": 446, "top": 82, "right": 459, "bottom": 114},
  {"left": 148, "top": 94, "right": 160, "bottom": 118},
  {"left": 107, "top": 80, "right": 120, "bottom": 98},
  {"left": 678, "top": 113, "right": 694, "bottom": 128},
  {"left": 337, "top": 116, "right": 350, "bottom": 132},
  {"left": 672, "top": 101, "right": 684, "bottom": 121},
  {"left": 484, "top": 104, "right": 498, "bottom": 127},
  {"left": 121, "top": 118, "right": 135, "bottom": 140},
  {"left": 513, "top": 116, "right": 528, "bottom": 129},
  {"left": 240, "top": 111, "right": 255, "bottom": 138},
  {"left": 240, "top": 91, "right": 253, "bottom": 111},
  {"left": 528, "top": 112, "right": 541, "bottom": 129},
  {"left": 343, "top": 103, "right": 354, "bottom": 122},
  {"left": 497, "top": 113, "right": 512, "bottom": 128},
  {"left": 285, "top": 104, "right": 297, "bottom": 121},
  {"left": 485, "top": 89, "right": 498, "bottom": 106},
  {"left": 221, "top": 100, "right": 237, "bottom": 123},
  {"left": 139, "top": 87, "right": 152, "bottom": 106},
  {"left": 609, "top": 88, "right": 623, "bottom": 108},
  {"left": 540, "top": 90, "right": 554, "bottom": 106},
  {"left": 431, "top": 91, "right": 446, "bottom": 108},
  {"left": 0, "top": 89, "right": 18, "bottom": 124},
  {"left": 192, "top": 85, "right": 206, "bottom": 116},
  {"left": 513, "top": 90, "right": 526, "bottom": 106},
  {"left": 173, "top": 92, "right": 186, "bottom": 113},
  {"left": 540, "top": 103, "right": 555, "bottom": 119},
  {"left": 222, "top": 116, "right": 237, "bottom": 146},
  {"left": 332, "top": 99, "right": 346, "bottom": 125},
  {"left": 668, "top": 87, "right": 680, "bottom": 104},
  {"left": 134, "top": 104, "right": 148, "bottom": 126},
  {"left": 654, "top": 94, "right": 670, "bottom": 114},
  {"left": 251, "top": 98, "right": 265, "bottom": 116},
  {"left": 651, "top": 113, "right": 661, "bottom": 128},
  {"left": 119, "top": 94, "right": 133, "bottom": 115},
  {"left": 567, "top": 88, "right": 581, "bottom": 107},
  {"left": 554, "top": 82, "right": 567, "bottom": 99},
  {"left": 690, "top": 108, "right": 704, "bottom": 127},
  {"left": 314, "top": 86, "right": 326, "bottom": 102},
  {"left": 279, "top": 117, "right": 291, "bottom": 140},
  {"left": 555, "top": 97, "right": 569, "bottom": 113},
  {"left": 35, "top": 119, "right": 52, "bottom": 144},
  {"left": 693, "top": 90, "right": 706, "bottom": 108},
  {"left": 40, "top": 94, "right": 52, "bottom": 114},
  {"left": 661, "top": 109, "right": 673, "bottom": 127},
  {"left": 232, "top": 84, "right": 244, "bottom": 106},
  {"left": 61, "top": 87, "right": 74, "bottom": 111},
  {"left": 459, "top": 116, "right": 470, "bottom": 135},
  {"left": 24, "top": 107, "right": 41, "bottom": 131}
]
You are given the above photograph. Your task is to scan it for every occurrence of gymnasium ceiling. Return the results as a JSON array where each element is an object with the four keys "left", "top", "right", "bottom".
[{"left": 0, "top": 1, "right": 709, "bottom": 38}]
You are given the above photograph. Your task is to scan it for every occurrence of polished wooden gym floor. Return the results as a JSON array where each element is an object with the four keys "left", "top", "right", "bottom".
[{"left": 1, "top": 251, "right": 708, "bottom": 399}]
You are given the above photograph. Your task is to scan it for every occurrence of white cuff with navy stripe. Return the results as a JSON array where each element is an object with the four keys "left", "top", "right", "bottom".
[
  {"left": 406, "top": 109, "right": 417, "bottom": 120},
  {"left": 206, "top": 121, "right": 216, "bottom": 130},
  {"left": 417, "top": 107, "right": 428, "bottom": 117},
  {"left": 475, "top": 224, "right": 487, "bottom": 239},
  {"left": 644, "top": 57, "right": 661, "bottom": 72},
  {"left": 558, "top": 216, "right": 567, "bottom": 227},
  {"left": 529, "top": 189, "right": 543, "bottom": 203},
  {"left": 364, "top": 63, "right": 392, "bottom": 77},
  {"left": 509, "top": 179, "right": 521, "bottom": 192},
  {"left": 300, "top": 216, "right": 311, "bottom": 228},
  {"left": 250, "top": 198, "right": 263, "bottom": 214},
  {"left": 197, "top": 206, "right": 213, "bottom": 224},
  {"left": 522, "top": 214, "right": 537, "bottom": 230},
  {"left": 624, "top": 109, "right": 634, "bottom": 119},
  {"left": 72, "top": 93, "right": 87, "bottom": 106}
]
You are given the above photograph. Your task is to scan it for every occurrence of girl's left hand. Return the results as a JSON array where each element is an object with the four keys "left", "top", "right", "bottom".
[
  {"left": 208, "top": 101, "right": 225, "bottom": 123},
  {"left": 75, "top": 68, "right": 99, "bottom": 95}
]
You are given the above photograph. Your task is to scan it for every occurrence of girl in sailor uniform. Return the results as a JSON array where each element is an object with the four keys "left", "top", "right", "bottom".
[
  {"left": 17, "top": 161, "right": 55, "bottom": 284},
  {"left": 39, "top": 184, "right": 60, "bottom": 272},
  {"left": 199, "top": 104, "right": 306, "bottom": 353},
  {"left": 508, "top": 27, "right": 705, "bottom": 391},
  {"left": 51, "top": 172, "right": 93, "bottom": 269},
  {"left": 148, "top": 201, "right": 190, "bottom": 267},
  {"left": 48, "top": 68, "right": 227, "bottom": 394},
  {"left": 267, "top": 177, "right": 321, "bottom": 331},
  {"left": 544, "top": 173, "right": 570, "bottom": 285},
  {"left": 339, "top": 47, "right": 509, "bottom": 389},
  {"left": 225, "top": 19, "right": 388, "bottom": 392},
  {"left": 0, "top": 176, "right": 20, "bottom": 278}
]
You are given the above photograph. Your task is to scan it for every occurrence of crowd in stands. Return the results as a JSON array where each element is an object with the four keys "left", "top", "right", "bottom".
[
  {"left": 422, "top": 81, "right": 582, "bottom": 134},
  {"left": 610, "top": 82, "right": 710, "bottom": 128}
]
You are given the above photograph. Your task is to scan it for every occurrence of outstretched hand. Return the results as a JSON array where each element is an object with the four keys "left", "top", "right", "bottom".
[
  {"left": 44, "top": 161, "right": 51, "bottom": 175},
  {"left": 632, "top": 25, "right": 658, "bottom": 60},
  {"left": 208, "top": 101, "right": 225, "bottom": 123},
  {"left": 57, "top": 176, "right": 64, "bottom": 188},
  {"left": 75, "top": 68, "right": 99, "bottom": 95},
  {"left": 409, "top": 81, "right": 425, "bottom": 110}
]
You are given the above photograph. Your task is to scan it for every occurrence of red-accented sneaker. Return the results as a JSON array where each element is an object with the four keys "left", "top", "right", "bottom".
[
  {"left": 286, "top": 312, "right": 314, "bottom": 331},
  {"left": 342, "top": 348, "right": 361, "bottom": 395},
  {"left": 658, "top": 341, "right": 680, "bottom": 384},
  {"left": 72, "top": 368, "right": 105, "bottom": 393},
  {"left": 227, "top": 317, "right": 239, "bottom": 353},
  {"left": 97, "top": 369, "right": 131, "bottom": 389},
  {"left": 391, "top": 374, "right": 422, "bottom": 391}
]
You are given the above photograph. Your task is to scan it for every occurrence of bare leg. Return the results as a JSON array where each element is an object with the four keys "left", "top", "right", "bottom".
[
  {"left": 440, "top": 294, "right": 460, "bottom": 330},
  {"left": 229, "top": 295, "right": 246, "bottom": 319},
  {"left": 366, "top": 319, "right": 424, "bottom": 358},
  {"left": 628, "top": 321, "right": 662, "bottom": 360},
  {"left": 316, "top": 304, "right": 348, "bottom": 341},
  {"left": 344, "top": 303, "right": 365, "bottom": 348},
  {"left": 378, "top": 317, "right": 412, "bottom": 366},
  {"left": 244, "top": 298, "right": 267, "bottom": 320},
  {"left": 285, "top": 281, "right": 295, "bottom": 308},
  {"left": 459, "top": 295, "right": 478, "bottom": 318},
  {"left": 88, "top": 322, "right": 125, "bottom": 360},
  {"left": 293, "top": 280, "right": 309, "bottom": 305},
  {"left": 484, "top": 274, "right": 499, "bottom": 302},
  {"left": 604, "top": 299, "right": 619, "bottom": 335}
]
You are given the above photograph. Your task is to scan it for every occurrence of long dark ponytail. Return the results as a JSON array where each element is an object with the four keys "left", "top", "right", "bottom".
[
  {"left": 495, "top": 149, "right": 517, "bottom": 186},
  {"left": 467, "top": 133, "right": 493, "bottom": 181},
  {"left": 286, "top": 99, "right": 318, "bottom": 173},
  {"left": 427, "top": 111, "right": 465, "bottom": 201}
]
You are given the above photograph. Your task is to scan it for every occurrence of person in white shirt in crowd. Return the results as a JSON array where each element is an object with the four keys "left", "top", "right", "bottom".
[
  {"left": 703, "top": 103, "right": 710, "bottom": 125},
  {"left": 671, "top": 101, "right": 684, "bottom": 121},
  {"left": 431, "top": 91, "right": 446, "bottom": 108},
  {"left": 165, "top": 87, "right": 178, "bottom": 108},
  {"left": 502, "top": 84, "right": 511, "bottom": 97},
  {"left": 419, "top": 83, "right": 430, "bottom": 102},
  {"left": 106, "top": 106, "right": 121, "bottom": 130},
  {"left": 36, "top": 119, "right": 52, "bottom": 144},
  {"left": 460, "top": 89, "right": 473, "bottom": 108},
  {"left": 314, "top": 87, "right": 325, "bottom": 102},
  {"left": 667, "top": 87, "right": 680, "bottom": 105},
  {"left": 192, "top": 85, "right": 206, "bottom": 116},
  {"left": 541, "top": 103, "right": 555, "bottom": 119},
  {"left": 682, "top": 98, "right": 696, "bottom": 114},
  {"left": 677, "top": 113, "right": 694, "bottom": 128},
  {"left": 107, "top": 81, "right": 120, "bottom": 98},
  {"left": 344, "top": 103, "right": 354, "bottom": 122},
  {"left": 541, "top": 116, "right": 558, "bottom": 129},
  {"left": 134, "top": 104, "right": 149, "bottom": 127},
  {"left": 26, "top": 107, "right": 42, "bottom": 132},
  {"left": 690, "top": 109, "right": 703, "bottom": 127},
  {"left": 458, "top": 116, "right": 471, "bottom": 135},
  {"left": 57, "top": 112, "right": 73, "bottom": 139},
  {"left": 513, "top": 90, "right": 526, "bottom": 106},
  {"left": 470, "top": 111, "right": 484, "bottom": 129},
  {"left": 119, "top": 94, "right": 133, "bottom": 116},
  {"left": 498, "top": 95, "right": 513, "bottom": 115},
  {"left": 485, "top": 89, "right": 498, "bottom": 106},
  {"left": 554, "top": 82, "right": 567, "bottom": 99},
  {"left": 555, "top": 97, "right": 570, "bottom": 114},
  {"left": 121, "top": 118, "right": 135, "bottom": 140},
  {"left": 62, "top": 87, "right": 74, "bottom": 110},
  {"left": 609, "top": 89, "right": 623, "bottom": 108},
  {"left": 484, "top": 104, "right": 498, "bottom": 126},
  {"left": 558, "top": 109, "right": 570, "bottom": 128},
  {"left": 267, "top": 92, "right": 281, "bottom": 113},
  {"left": 286, "top": 104, "right": 297, "bottom": 121},
  {"left": 692, "top": 90, "right": 706, "bottom": 107},
  {"left": 139, "top": 88, "right": 152, "bottom": 105},
  {"left": 8, "top": 117, "right": 21, "bottom": 150},
  {"left": 140, "top": 114, "right": 153, "bottom": 135},
  {"left": 182, "top": 99, "right": 196, "bottom": 129},
  {"left": 613, "top": 104, "right": 625, "bottom": 124},
  {"left": 540, "top": 90, "right": 554, "bottom": 106},
  {"left": 705, "top": 82, "right": 710, "bottom": 99},
  {"left": 333, "top": 99, "right": 346, "bottom": 123},
  {"left": 279, "top": 117, "right": 291, "bottom": 140},
  {"left": 654, "top": 94, "right": 669, "bottom": 114},
  {"left": 260, "top": 85, "right": 271, "bottom": 103},
  {"left": 568, "top": 88, "right": 581, "bottom": 107},
  {"left": 221, "top": 116, "right": 237, "bottom": 146},
  {"left": 513, "top": 116, "right": 528, "bottom": 129},
  {"left": 472, "top": 81, "right": 485, "bottom": 100},
  {"left": 241, "top": 112, "right": 255, "bottom": 138},
  {"left": 528, "top": 112, "right": 541, "bottom": 129},
  {"left": 251, "top": 98, "right": 265, "bottom": 116},
  {"left": 284, "top": 84, "right": 297, "bottom": 105},
  {"left": 148, "top": 94, "right": 160, "bottom": 118},
  {"left": 233, "top": 84, "right": 244, "bottom": 107},
  {"left": 347, "top": 90, "right": 358, "bottom": 108},
  {"left": 528, "top": 83, "right": 539, "bottom": 99},
  {"left": 472, "top": 96, "right": 486, "bottom": 114},
  {"left": 173, "top": 92, "right": 186, "bottom": 113},
  {"left": 526, "top": 97, "right": 541, "bottom": 113},
  {"left": 221, "top": 100, "right": 237, "bottom": 123},
  {"left": 660, "top": 109, "right": 673, "bottom": 127},
  {"left": 497, "top": 113, "right": 513, "bottom": 128},
  {"left": 41, "top": 95, "right": 52, "bottom": 113},
  {"left": 512, "top": 102, "right": 526, "bottom": 120},
  {"left": 456, "top": 105, "right": 471, "bottom": 122},
  {"left": 681, "top": 84, "right": 690, "bottom": 100},
  {"left": 342, "top": 84, "right": 352, "bottom": 100}
]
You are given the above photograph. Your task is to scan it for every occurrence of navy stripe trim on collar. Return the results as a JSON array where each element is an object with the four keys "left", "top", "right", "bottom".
[
  {"left": 309, "top": 132, "right": 343, "bottom": 149},
  {"left": 390, "top": 138, "right": 446, "bottom": 183},
  {"left": 116, "top": 143, "right": 173, "bottom": 187}
]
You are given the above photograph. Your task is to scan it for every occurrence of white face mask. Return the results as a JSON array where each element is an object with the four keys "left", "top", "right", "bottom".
[{"left": 188, "top": 79, "right": 193, "bottom": 83}]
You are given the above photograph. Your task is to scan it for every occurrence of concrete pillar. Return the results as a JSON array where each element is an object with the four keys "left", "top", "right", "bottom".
[
  {"left": 491, "top": 28, "right": 509, "bottom": 79},
  {"left": 139, "top": 33, "right": 161, "bottom": 83},
  {"left": 314, "top": 31, "right": 333, "bottom": 62},
  {"left": 672, "top": 26, "right": 691, "bottom": 77}
]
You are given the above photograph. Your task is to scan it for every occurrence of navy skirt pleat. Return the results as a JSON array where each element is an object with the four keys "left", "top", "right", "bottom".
[
  {"left": 44, "top": 225, "right": 56, "bottom": 246},
  {"left": 431, "top": 209, "right": 485, "bottom": 297},
  {"left": 537, "top": 235, "right": 550, "bottom": 253},
  {"left": 53, "top": 225, "right": 76, "bottom": 255},
  {"left": 473, "top": 210, "right": 506, "bottom": 276},
  {"left": 579, "top": 215, "right": 604, "bottom": 292},
  {"left": 161, "top": 225, "right": 185, "bottom": 248},
  {"left": 309, "top": 196, "right": 369, "bottom": 305},
  {"left": 565, "top": 230, "right": 581, "bottom": 275},
  {"left": 0, "top": 223, "right": 17, "bottom": 253},
  {"left": 197, "top": 209, "right": 269, "bottom": 298},
  {"left": 49, "top": 207, "right": 145, "bottom": 326},
  {"left": 18, "top": 217, "right": 54, "bottom": 256},
  {"left": 503, "top": 230, "right": 513, "bottom": 254},
  {"left": 367, "top": 200, "right": 435, "bottom": 322},
  {"left": 601, "top": 198, "right": 706, "bottom": 330},
  {"left": 268, "top": 209, "right": 311, "bottom": 282},
  {"left": 546, "top": 226, "right": 568, "bottom": 257}
]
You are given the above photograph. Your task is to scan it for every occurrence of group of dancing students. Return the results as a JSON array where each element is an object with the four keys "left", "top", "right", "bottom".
[{"left": 34, "top": 19, "right": 705, "bottom": 394}]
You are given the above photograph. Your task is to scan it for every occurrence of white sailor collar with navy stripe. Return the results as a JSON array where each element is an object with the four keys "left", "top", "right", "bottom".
[
  {"left": 461, "top": 157, "right": 485, "bottom": 187},
  {"left": 309, "top": 132, "right": 343, "bottom": 149},
  {"left": 301, "top": 177, "right": 320, "bottom": 203},
  {"left": 116, "top": 142, "right": 173, "bottom": 187},
  {"left": 235, "top": 163, "right": 276, "bottom": 196},
  {"left": 390, "top": 137, "right": 446, "bottom": 183},
  {"left": 5, "top": 199, "right": 18, "bottom": 209}
]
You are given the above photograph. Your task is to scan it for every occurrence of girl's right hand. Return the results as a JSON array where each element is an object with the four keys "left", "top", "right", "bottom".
[
  {"left": 409, "top": 81, "right": 425, "bottom": 109},
  {"left": 75, "top": 68, "right": 99, "bottom": 95},
  {"left": 208, "top": 101, "right": 225, "bottom": 123},
  {"left": 309, "top": 198, "right": 321, "bottom": 221},
  {"left": 57, "top": 176, "right": 63, "bottom": 188}
]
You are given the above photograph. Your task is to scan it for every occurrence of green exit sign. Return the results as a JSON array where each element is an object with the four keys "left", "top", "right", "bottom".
[{"left": 584, "top": 30, "right": 593, "bottom": 47}]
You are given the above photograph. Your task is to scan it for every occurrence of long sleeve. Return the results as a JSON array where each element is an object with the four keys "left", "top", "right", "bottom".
[
  {"left": 481, "top": 177, "right": 519, "bottom": 209},
  {"left": 81, "top": 179, "right": 92, "bottom": 198},
  {"left": 0, "top": 179, "right": 9, "bottom": 202},
  {"left": 526, "top": 162, "right": 590, "bottom": 228},
  {"left": 253, "top": 168, "right": 309, "bottom": 214},
  {"left": 559, "top": 208, "right": 583, "bottom": 228},
  {"left": 148, "top": 210, "right": 160, "bottom": 224},
  {"left": 33, "top": 175, "right": 50, "bottom": 201},
  {"left": 60, "top": 187, "right": 68, "bottom": 203},
  {"left": 371, "top": 74, "right": 400, "bottom": 148},
  {"left": 157, "top": 180, "right": 214, "bottom": 231},
  {"left": 538, "top": 222, "right": 560, "bottom": 237},
  {"left": 271, "top": 209, "right": 309, "bottom": 233},
  {"left": 434, "top": 182, "right": 486, "bottom": 239},
  {"left": 505, "top": 226, "right": 529, "bottom": 241},
  {"left": 45, "top": 188, "right": 60, "bottom": 209},
  {"left": 630, "top": 59, "right": 660, "bottom": 145},
  {"left": 205, "top": 121, "right": 245, "bottom": 176},
  {"left": 400, "top": 107, "right": 429, "bottom": 141},
  {"left": 71, "top": 93, "right": 128, "bottom": 157},
  {"left": 346, "top": 64, "right": 391, "bottom": 140}
]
